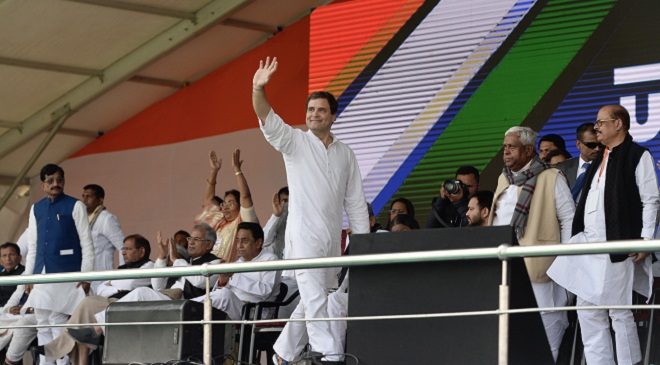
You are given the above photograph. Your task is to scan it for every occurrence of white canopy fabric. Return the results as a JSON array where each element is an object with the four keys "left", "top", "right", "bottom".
[{"left": 0, "top": 0, "right": 328, "bottom": 241}]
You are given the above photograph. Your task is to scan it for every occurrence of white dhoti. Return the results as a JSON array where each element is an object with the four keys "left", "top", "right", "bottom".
[
  {"left": 25, "top": 283, "right": 86, "bottom": 316},
  {"left": 24, "top": 282, "right": 86, "bottom": 358},
  {"left": 548, "top": 233, "right": 652, "bottom": 365}
]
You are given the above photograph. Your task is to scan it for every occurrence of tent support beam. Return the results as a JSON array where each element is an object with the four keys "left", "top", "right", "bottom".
[{"left": 0, "top": 0, "right": 252, "bottom": 160}]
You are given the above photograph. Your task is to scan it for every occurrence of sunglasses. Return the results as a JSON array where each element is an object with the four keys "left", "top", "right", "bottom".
[{"left": 581, "top": 141, "right": 603, "bottom": 150}]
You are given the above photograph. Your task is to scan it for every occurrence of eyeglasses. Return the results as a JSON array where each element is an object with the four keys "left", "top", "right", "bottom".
[
  {"left": 594, "top": 118, "right": 617, "bottom": 127},
  {"left": 186, "top": 237, "right": 210, "bottom": 244},
  {"left": 502, "top": 144, "right": 523, "bottom": 152},
  {"left": 44, "top": 176, "right": 64, "bottom": 185},
  {"left": 121, "top": 247, "right": 136, "bottom": 252},
  {"left": 580, "top": 141, "right": 603, "bottom": 150},
  {"left": 220, "top": 201, "right": 237, "bottom": 208}
]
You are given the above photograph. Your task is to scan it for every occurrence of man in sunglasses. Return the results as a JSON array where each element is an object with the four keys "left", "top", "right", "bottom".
[
  {"left": 557, "top": 123, "right": 601, "bottom": 201},
  {"left": 548, "top": 105, "right": 659, "bottom": 365}
]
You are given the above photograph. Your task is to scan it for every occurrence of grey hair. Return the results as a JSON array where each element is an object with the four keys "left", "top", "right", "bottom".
[
  {"left": 505, "top": 126, "right": 537, "bottom": 146},
  {"left": 193, "top": 223, "right": 217, "bottom": 243}
]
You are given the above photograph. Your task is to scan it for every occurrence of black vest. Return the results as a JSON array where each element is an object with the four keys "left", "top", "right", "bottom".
[
  {"left": 166, "top": 252, "right": 218, "bottom": 299},
  {"left": 573, "top": 134, "right": 646, "bottom": 262},
  {"left": 109, "top": 258, "right": 153, "bottom": 299},
  {"left": 0, "top": 264, "right": 25, "bottom": 306}
]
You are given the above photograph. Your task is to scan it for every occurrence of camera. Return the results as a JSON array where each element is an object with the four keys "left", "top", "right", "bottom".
[{"left": 443, "top": 179, "right": 465, "bottom": 195}]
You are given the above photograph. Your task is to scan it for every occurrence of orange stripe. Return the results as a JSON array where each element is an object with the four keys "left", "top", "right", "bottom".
[
  {"left": 73, "top": 16, "right": 311, "bottom": 158},
  {"left": 309, "top": 0, "right": 423, "bottom": 96}
]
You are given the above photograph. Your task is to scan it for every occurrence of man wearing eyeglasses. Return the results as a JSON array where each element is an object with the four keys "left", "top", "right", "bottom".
[
  {"left": 66, "top": 224, "right": 221, "bottom": 348},
  {"left": 489, "top": 126, "right": 575, "bottom": 362},
  {"left": 11, "top": 164, "right": 95, "bottom": 365},
  {"left": 557, "top": 123, "right": 601, "bottom": 201},
  {"left": 23, "top": 235, "right": 153, "bottom": 364},
  {"left": 548, "top": 105, "right": 659, "bottom": 365}
]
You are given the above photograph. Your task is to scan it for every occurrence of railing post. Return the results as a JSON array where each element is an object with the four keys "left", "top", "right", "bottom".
[
  {"left": 498, "top": 256, "right": 509, "bottom": 365},
  {"left": 203, "top": 274, "right": 212, "bottom": 365}
]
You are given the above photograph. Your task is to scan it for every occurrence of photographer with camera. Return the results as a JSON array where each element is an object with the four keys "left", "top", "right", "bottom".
[{"left": 426, "top": 166, "right": 479, "bottom": 228}]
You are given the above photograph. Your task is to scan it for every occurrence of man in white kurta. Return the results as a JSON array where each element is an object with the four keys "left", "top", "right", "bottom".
[
  {"left": 23, "top": 234, "right": 154, "bottom": 363},
  {"left": 66, "top": 224, "right": 221, "bottom": 346},
  {"left": 17, "top": 164, "right": 94, "bottom": 365},
  {"left": 81, "top": 184, "right": 125, "bottom": 291},
  {"left": 252, "top": 57, "right": 370, "bottom": 364},
  {"left": 548, "top": 105, "right": 659, "bottom": 365},
  {"left": 193, "top": 222, "right": 280, "bottom": 320},
  {"left": 490, "top": 127, "right": 575, "bottom": 361}
]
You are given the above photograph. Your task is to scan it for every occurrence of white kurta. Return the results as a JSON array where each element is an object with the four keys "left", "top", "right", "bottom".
[
  {"left": 90, "top": 209, "right": 125, "bottom": 271},
  {"left": 260, "top": 110, "right": 369, "bottom": 362},
  {"left": 492, "top": 162, "right": 575, "bottom": 243},
  {"left": 491, "top": 162, "right": 575, "bottom": 361},
  {"left": 548, "top": 151, "right": 659, "bottom": 305},
  {"left": 193, "top": 249, "right": 280, "bottom": 320},
  {"left": 262, "top": 211, "right": 288, "bottom": 259},
  {"left": 260, "top": 110, "right": 370, "bottom": 261},
  {"left": 151, "top": 256, "right": 221, "bottom": 291},
  {"left": 94, "top": 261, "right": 154, "bottom": 298},
  {"left": 24, "top": 200, "right": 95, "bottom": 315}
]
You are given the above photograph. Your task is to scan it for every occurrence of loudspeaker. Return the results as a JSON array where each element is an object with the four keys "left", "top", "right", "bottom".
[
  {"left": 347, "top": 226, "right": 554, "bottom": 365},
  {"left": 103, "top": 299, "right": 231, "bottom": 364}
]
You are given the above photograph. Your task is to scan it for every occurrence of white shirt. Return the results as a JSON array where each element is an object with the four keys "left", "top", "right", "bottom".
[
  {"left": 577, "top": 156, "right": 590, "bottom": 180},
  {"left": 583, "top": 150, "right": 658, "bottom": 241},
  {"left": 224, "top": 249, "right": 281, "bottom": 303},
  {"left": 16, "top": 229, "right": 28, "bottom": 264},
  {"left": 547, "top": 151, "right": 659, "bottom": 304},
  {"left": 94, "top": 260, "right": 154, "bottom": 298},
  {"left": 492, "top": 162, "right": 575, "bottom": 243},
  {"left": 90, "top": 209, "right": 125, "bottom": 270},
  {"left": 151, "top": 256, "right": 221, "bottom": 291},
  {"left": 262, "top": 212, "right": 287, "bottom": 259},
  {"left": 259, "top": 110, "right": 370, "bottom": 259}
]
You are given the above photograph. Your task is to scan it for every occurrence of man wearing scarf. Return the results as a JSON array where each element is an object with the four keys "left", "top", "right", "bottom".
[
  {"left": 489, "top": 126, "right": 575, "bottom": 362},
  {"left": 81, "top": 184, "right": 125, "bottom": 293},
  {"left": 548, "top": 105, "right": 659, "bottom": 365}
]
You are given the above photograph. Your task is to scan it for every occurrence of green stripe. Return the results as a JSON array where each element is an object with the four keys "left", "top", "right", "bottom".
[{"left": 385, "top": 0, "right": 615, "bottom": 225}]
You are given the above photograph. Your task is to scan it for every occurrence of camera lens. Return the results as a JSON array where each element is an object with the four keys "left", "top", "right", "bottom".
[{"left": 443, "top": 180, "right": 462, "bottom": 195}]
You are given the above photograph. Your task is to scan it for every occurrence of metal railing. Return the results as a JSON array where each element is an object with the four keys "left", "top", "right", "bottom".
[{"left": 0, "top": 239, "right": 659, "bottom": 365}]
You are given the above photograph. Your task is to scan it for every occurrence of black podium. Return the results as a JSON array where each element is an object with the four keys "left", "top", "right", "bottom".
[{"left": 346, "top": 226, "right": 554, "bottom": 365}]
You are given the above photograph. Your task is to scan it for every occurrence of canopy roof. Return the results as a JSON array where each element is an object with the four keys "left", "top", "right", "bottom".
[{"left": 0, "top": 0, "right": 326, "bottom": 187}]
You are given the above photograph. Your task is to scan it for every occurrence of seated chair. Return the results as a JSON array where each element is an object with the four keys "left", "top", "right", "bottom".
[{"left": 238, "top": 283, "right": 300, "bottom": 364}]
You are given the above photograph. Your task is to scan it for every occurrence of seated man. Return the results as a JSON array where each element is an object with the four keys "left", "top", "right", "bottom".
[
  {"left": 5, "top": 235, "right": 153, "bottom": 365},
  {"left": 67, "top": 223, "right": 220, "bottom": 345},
  {"left": 193, "top": 222, "right": 280, "bottom": 320},
  {"left": 0, "top": 242, "right": 27, "bottom": 358},
  {"left": 0, "top": 243, "right": 25, "bottom": 306}
]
